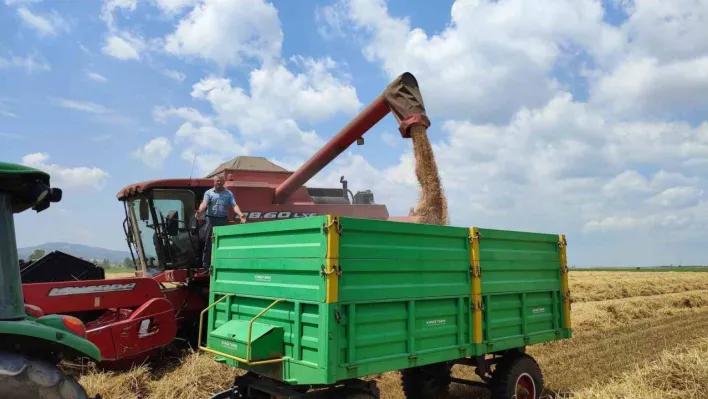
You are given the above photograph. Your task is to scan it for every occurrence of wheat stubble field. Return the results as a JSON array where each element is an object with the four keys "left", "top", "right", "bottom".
[{"left": 73, "top": 270, "right": 708, "bottom": 399}]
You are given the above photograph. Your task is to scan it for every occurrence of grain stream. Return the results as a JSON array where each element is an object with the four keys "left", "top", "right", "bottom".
[{"left": 409, "top": 124, "right": 448, "bottom": 226}]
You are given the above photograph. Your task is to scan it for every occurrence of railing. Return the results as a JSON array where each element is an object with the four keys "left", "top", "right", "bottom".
[{"left": 197, "top": 294, "right": 286, "bottom": 366}]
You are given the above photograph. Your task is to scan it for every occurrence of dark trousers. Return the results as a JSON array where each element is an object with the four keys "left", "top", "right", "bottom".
[{"left": 202, "top": 215, "right": 228, "bottom": 268}]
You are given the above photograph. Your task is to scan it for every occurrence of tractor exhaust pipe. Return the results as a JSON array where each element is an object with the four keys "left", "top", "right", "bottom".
[{"left": 272, "top": 72, "right": 431, "bottom": 204}]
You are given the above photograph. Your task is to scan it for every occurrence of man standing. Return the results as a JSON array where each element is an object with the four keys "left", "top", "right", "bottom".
[{"left": 196, "top": 174, "right": 246, "bottom": 268}]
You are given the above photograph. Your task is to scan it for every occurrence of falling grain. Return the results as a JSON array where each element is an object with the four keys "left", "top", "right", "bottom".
[{"left": 410, "top": 124, "right": 448, "bottom": 226}]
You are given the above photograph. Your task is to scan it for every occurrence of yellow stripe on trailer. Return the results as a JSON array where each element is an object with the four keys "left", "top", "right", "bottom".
[
  {"left": 324, "top": 215, "right": 341, "bottom": 304},
  {"left": 469, "top": 227, "right": 483, "bottom": 344},
  {"left": 558, "top": 234, "right": 571, "bottom": 329}
]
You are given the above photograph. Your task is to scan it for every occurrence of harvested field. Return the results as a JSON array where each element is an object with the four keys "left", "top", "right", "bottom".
[
  {"left": 572, "top": 337, "right": 708, "bottom": 399},
  {"left": 75, "top": 270, "right": 708, "bottom": 398},
  {"left": 569, "top": 271, "right": 708, "bottom": 302}
]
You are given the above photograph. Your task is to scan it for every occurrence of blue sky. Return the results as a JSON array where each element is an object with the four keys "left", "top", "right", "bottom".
[{"left": 3, "top": 0, "right": 708, "bottom": 267}]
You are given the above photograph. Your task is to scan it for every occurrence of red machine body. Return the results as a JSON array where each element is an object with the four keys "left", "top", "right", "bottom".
[{"left": 21, "top": 72, "right": 431, "bottom": 368}]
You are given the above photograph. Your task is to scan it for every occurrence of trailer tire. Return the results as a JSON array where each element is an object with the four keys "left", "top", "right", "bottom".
[
  {"left": 0, "top": 352, "right": 90, "bottom": 399},
  {"left": 489, "top": 353, "right": 543, "bottom": 399},
  {"left": 401, "top": 362, "right": 451, "bottom": 399}
]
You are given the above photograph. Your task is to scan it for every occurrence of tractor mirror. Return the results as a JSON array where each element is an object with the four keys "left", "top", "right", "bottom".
[
  {"left": 28, "top": 181, "right": 51, "bottom": 213},
  {"left": 49, "top": 188, "right": 62, "bottom": 203},
  {"left": 139, "top": 199, "right": 149, "bottom": 221}
]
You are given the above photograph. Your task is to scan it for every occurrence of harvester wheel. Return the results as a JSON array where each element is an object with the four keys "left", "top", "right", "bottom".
[
  {"left": 0, "top": 351, "right": 90, "bottom": 399},
  {"left": 401, "top": 362, "right": 451, "bottom": 399},
  {"left": 489, "top": 353, "right": 543, "bottom": 399}
]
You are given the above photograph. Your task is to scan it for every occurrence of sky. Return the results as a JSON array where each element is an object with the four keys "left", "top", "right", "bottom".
[{"left": 2, "top": 0, "right": 708, "bottom": 267}]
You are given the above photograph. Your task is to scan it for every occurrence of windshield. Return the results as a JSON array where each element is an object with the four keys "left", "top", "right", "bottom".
[{"left": 125, "top": 189, "right": 198, "bottom": 275}]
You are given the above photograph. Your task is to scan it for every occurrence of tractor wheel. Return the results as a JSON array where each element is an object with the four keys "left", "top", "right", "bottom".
[
  {"left": 401, "top": 362, "right": 452, "bottom": 399},
  {"left": 489, "top": 353, "right": 543, "bottom": 399},
  {"left": 0, "top": 351, "right": 90, "bottom": 399}
]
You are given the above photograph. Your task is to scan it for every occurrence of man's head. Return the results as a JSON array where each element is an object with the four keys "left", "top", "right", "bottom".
[{"left": 213, "top": 175, "right": 225, "bottom": 190}]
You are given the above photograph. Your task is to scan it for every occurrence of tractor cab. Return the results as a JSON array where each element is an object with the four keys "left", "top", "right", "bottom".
[{"left": 0, "top": 162, "right": 62, "bottom": 320}]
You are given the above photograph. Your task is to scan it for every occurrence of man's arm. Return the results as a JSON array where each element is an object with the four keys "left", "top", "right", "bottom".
[
  {"left": 230, "top": 192, "right": 246, "bottom": 222},
  {"left": 196, "top": 191, "right": 209, "bottom": 218}
]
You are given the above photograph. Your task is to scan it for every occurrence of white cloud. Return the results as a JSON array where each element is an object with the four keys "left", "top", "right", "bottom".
[
  {"left": 163, "top": 0, "right": 283, "bottom": 67},
  {"left": 21, "top": 153, "right": 110, "bottom": 190},
  {"left": 133, "top": 137, "right": 173, "bottom": 168},
  {"left": 102, "top": 33, "right": 142, "bottom": 60},
  {"left": 153, "top": 106, "right": 210, "bottom": 124},
  {"left": 647, "top": 187, "right": 704, "bottom": 209},
  {"left": 583, "top": 0, "right": 708, "bottom": 118},
  {"left": 591, "top": 55, "right": 708, "bottom": 118},
  {"left": 4, "top": 0, "right": 41, "bottom": 5},
  {"left": 86, "top": 71, "right": 107, "bottom": 82},
  {"left": 17, "top": 7, "right": 69, "bottom": 37},
  {"left": 55, "top": 98, "right": 110, "bottom": 114},
  {"left": 320, "top": 0, "right": 622, "bottom": 123},
  {"left": 100, "top": 0, "right": 138, "bottom": 30},
  {"left": 0, "top": 53, "right": 50, "bottom": 73},
  {"left": 162, "top": 68, "right": 185, "bottom": 82},
  {"left": 153, "top": 0, "right": 197, "bottom": 15},
  {"left": 192, "top": 57, "right": 360, "bottom": 125}
]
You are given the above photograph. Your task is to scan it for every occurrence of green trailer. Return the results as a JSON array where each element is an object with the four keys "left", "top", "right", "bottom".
[{"left": 199, "top": 215, "right": 572, "bottom": 399}]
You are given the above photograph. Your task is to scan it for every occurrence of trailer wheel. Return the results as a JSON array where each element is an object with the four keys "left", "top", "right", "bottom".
[
  {"left": 401, "top": 362, "right": 451, "bottom": 399},
  {"left": 489, "top": 353, "right": 543, "bottom": 399},
  {"left": 0, "top": 352, "right": 90, "bottom": 399}
]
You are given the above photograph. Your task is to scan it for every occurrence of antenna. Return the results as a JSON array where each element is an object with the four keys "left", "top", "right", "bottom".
[{"left": 188, "top": 153, "right": 197, "bottom": 184}]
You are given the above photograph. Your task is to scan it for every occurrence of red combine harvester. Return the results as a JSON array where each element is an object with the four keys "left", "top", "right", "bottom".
[{"left": 21, "top": 72, "right": 430, "bottom": 369}]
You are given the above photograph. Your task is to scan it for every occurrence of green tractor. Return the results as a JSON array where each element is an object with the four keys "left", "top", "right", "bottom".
[{"left": 0, "top": 162, "right": 101, "bottom": 399}]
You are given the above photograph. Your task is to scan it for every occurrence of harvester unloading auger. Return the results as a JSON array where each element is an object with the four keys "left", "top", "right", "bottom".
[
  {"left": 272, "top": 71, "right": 448, "bottom": 226},
  {"left": 19, "top": 72, "right": 450, "bottom": 370}
]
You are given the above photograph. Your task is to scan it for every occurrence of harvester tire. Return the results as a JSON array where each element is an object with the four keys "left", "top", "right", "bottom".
[
  {"left": 400, "top": 362, "right": 451, "bottom": 399},
  {"left": 0, "top": 351, "right": 90, "bottom": 399},
  {"left": 489, "top": 353, "right": 543, "bottom": 399}
]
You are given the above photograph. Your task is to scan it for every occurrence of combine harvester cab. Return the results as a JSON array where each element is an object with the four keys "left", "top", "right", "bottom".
[{"left": 199, "top": 73, "right": 573, "bottom": 399}]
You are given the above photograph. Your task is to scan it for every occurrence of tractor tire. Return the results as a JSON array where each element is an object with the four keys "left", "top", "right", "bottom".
[
  {"left": 401, "top": 362, "right": 452, "bottom": 399},
  {"left": 0, "top": 351, "right": 90, "bottom": 399},
  {"left": 489, "top": 353, "right": 543, "bottom": 399}
]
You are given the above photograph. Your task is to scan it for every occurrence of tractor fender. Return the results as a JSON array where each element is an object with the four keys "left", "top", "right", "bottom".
[{"left": 0, "top": 317, "right": 101, "bottom": 362}]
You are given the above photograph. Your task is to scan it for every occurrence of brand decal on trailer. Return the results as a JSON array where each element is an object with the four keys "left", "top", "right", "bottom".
[
  {"left": 254, "top": 275, "right": 272, "bottom": 282},
  {"left": 243, "top": 212, "right": 318, "bottom": 220},
  {"left": 222, "top": 341, "right": 238, "bottom": 350},
  {"left": 48, "top": 283, "right": 137, "bottom": 297},
  {"left": 426, "top": 319, "right": 447, "bottom": 327},
  {"left": 531, "top": 307, "right": 547, "bottom": 314}
]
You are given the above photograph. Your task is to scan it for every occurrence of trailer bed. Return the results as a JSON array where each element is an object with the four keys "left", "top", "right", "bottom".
[{"left": 203, "top": 215, "right": 571, "bottom": 386}]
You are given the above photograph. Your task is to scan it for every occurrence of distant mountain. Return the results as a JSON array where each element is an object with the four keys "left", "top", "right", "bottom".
[{"left": 18, "top": 242, "right": 131, "bottom": 263}]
